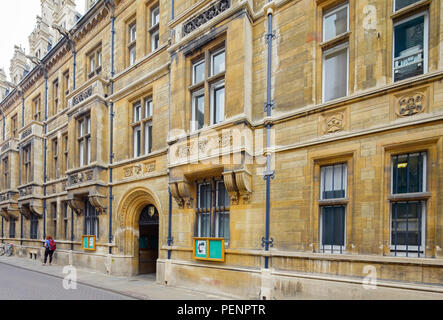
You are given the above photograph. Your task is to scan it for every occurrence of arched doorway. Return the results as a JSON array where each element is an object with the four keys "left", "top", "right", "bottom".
[{"left": 138, "top": 204, "right": 159, "bottom": 274}]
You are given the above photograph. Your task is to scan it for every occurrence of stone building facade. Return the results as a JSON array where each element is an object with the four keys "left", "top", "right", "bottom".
[{"left": 0, "top": 0, "right": 442, "bottom": 299}]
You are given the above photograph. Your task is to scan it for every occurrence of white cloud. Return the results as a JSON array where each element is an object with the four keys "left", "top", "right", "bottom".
[{"left": 0, "top": 0, "right": 86, "bottom": 80}]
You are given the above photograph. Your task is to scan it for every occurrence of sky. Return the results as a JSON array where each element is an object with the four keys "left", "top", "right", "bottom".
[{"left": 0, "top": 0, "right": 86, "bottom": 79}]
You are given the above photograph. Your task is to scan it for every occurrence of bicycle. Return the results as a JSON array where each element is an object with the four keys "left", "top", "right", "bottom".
[{"left": 0, "top": 243, "right": 13, "bottom": 257}]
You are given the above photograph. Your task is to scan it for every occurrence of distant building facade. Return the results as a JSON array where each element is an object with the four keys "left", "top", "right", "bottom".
[{"left": 0, "top": 0, "right": 442, "bottom": 299}]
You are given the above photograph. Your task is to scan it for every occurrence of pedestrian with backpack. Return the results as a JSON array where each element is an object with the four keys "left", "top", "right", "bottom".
[{"left": 43, "top": 236, "right": 56, "bottom": 266}]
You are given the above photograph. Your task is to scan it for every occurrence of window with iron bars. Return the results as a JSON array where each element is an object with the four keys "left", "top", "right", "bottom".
[
  {"left": 319, "top": 163, "right": 347, "bottom": 254},
  {"left": 9, "top": 218, "right": 16, "bottom": 238},
  {"left": 84, "top": 200, "right": 99, "bottom": 239},
  {"left": 390, "top": 152, "right": 427, "bottom": 257},
  {"left": 30, "top": 213, "right": 39, "bottom": 239},
  {"left": 196, "top": 179, "right": 230, "bottom": 247}
]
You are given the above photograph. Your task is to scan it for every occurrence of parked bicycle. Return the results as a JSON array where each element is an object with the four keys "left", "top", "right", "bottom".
[{"left": 0, "top": 243, "right": 14, "bottom": 257}]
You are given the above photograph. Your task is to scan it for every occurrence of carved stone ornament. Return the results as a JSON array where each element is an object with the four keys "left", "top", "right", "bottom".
[
  {"left": 0, "top": 207, "right": 19, "bottom": 221},
  {"left": 223, "top": 169, "right": 253, "bottom": 204},
  {"left": 18, "top": 201, "right": 43, "bottom": 219},
  {"left": 124, "top": 162, "right": 157, "bottom": 178},
  {"left": 72, "top": 86, "right": 93, "bottom": 107},
  {"left": 170, "top": 180, "right": 193, "bottom": 209},
  {"left": 89, "top": 193, "right": 107, "bottom": 215},
  {"left": 324, "top": 112, "right": 345, "bottom": 134},
  {"left": 67, "top": 197, "right": 85, "bottom": 215},
  {"left": 397, "top": 93, "right": 425, "bottom": 117},
  {"left": 183, "top": 0, "right": 230, "bottom": 36}
]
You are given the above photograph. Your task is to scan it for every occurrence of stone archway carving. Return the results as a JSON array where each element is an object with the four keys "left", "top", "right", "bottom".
[{"left": 116, "top": 187, "right": 162, "bottom": 256}]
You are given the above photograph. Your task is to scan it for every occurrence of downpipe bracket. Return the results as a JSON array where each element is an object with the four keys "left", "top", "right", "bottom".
[
  {"left": 264, "top": 101, "right": 275, "bottom": 113},
  {"left": 261, "top": 237, "right": 274, "bottom": 248},
  {"left": 263, "top": 170, "right": 275, "bottom": 180}
]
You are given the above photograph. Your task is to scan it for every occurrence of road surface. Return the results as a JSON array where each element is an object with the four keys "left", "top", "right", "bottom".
[{"left": 0, "top": 262, "right": 135, "bottom": 300}]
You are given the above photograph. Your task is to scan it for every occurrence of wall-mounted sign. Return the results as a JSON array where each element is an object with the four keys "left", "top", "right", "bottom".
[
  {"left": 82, "top": 235, "right": 96, "bottom": 251},
  {"left": 193, "top": 238, "right": 225, "bottom": 262}
]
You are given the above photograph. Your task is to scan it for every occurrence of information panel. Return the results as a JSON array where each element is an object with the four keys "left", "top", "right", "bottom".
[
  {"left": 82, "top": 235, "right": 97, "bottom": 251},
  {"left": 193, "top": 238, "right": 225, "bottom": 262}
]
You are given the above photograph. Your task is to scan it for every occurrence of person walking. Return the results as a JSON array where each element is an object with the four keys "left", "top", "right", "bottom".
[{"left": 43, "top": 236, "right": 56, "bottom": 266}]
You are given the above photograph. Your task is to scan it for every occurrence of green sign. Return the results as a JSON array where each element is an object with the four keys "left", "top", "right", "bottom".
[
  {"left": 82, "top": 235, "right": 96, "bottom": 251},
  {"left": 193, "top": 238, "right": 225, "bottom": 262}
]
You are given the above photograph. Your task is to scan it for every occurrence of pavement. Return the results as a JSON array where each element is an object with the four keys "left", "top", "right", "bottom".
[{"left": 0, "top": 255, "right": 232, "bottom": 300}]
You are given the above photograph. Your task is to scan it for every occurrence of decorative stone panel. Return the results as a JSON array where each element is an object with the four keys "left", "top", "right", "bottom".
[{"left": 182, "top": 0, "right": 230, "bottom": 37}]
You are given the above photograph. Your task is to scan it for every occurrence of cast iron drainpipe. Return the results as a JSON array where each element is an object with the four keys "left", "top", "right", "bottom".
[
  {"left": 262, "top": 10, "right": 275, "bottom": 270},
  {"left": 167, "top": 188, "right": 173, "bottom": 260},
  {"left": 43, "top": 70, "right": 48, "bottom": 240},
  {"left": 108, "top": 5, "right": 116, "bottom": 255}
]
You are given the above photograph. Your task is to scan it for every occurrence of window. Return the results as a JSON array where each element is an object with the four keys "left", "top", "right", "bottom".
[
  {"left": 192, "top": 90, "right": 205, "bottom": 131},
  {"left": 52, "top": 139, "right": 58, "bottom": 179},
  {"left": 322, "top": 3, "right": 349, "bottom": 102},
  {"left": 3, "top": 157, "right": 9, "bottom": 190},
  {"left": 133, "top": 125, "right": 141, "bottom": 158},
  {"left": 145, "top": 122, "right": 152, "bottom": 155},
  {"left": 393, "top": 12, "right": 428, "bottom": 82},
  {"left": 33, "top": 96, "right": 41, "bottom": 122},
  {"left": 30, "top": 213, "right": 39, "bottom": 239},
  {"left": 323, "top": 2, "right": 349, "bottom": 42},
  {"left": 390, "top": 152, "right": 427, "bottom": 257},
  {"left": 11, "top": 114, "right": 17, "bottom": 138},
  {"left": 51, "top": 202, "right": 57, "bottom": 239},
  {"left": 211, "top": 49, "right": 226, "bottom": 76},
  {"left": 88, "top": 46, "right": 102, "bottom": 78},
  {"left": 193, "top": 60, "right": 205, "bottom": 85},
  {"left": 23, "top": 144, "right": 32, "bottom": 184},
  {"left": 394, "top": 0, "right": 421, "bottom": 11},
  {"left": 196, "top": 179, "right": 230, "bottom": 246},
  {"left": 63, "top": 134, "right": 68, "bottom": 173},
  {"left": 132, "top": 98, "right": 154, "bottom": 158},
  {"left": 52, "top": 79, "right": 59, "bottom": 115},
  {"left": 189, "top": 44, "right": 226, "bottom": 131},
  {"left": 129, "top": 22, "right": 137, "bottom": 66},
  {"left": 149, "top": 5, "right": 160, "bottom": 52},
  {"left": 84, "top": 200, "right": 99, "bottom": 238},
  {"left": 78, "top": 115, "right": 91, "bottom": 167},
  {"left": 63, "top": 202, "right": 69, "bottom": 240},
  {"left": 63, "top": 71, "right": 70, "bottom": 108},
  {"left": 9, "top": 218, "right": 16, "bottom": 238},
  {"left": 211, "top": 81, "right": 225, "bottom": 125},
  {"left": 319, "top": 164, "right": 347, "bottom": 253}
]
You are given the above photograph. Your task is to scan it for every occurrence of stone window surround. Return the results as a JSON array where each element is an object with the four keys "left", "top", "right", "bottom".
[
  {"left": 77, "top": 113, "right": 91, "bottom": 168},
  {"left": 319, "top": 1, "right": 350, "bottom": 104},
  {"left": 147, "top": 2, "right": 160, "bottom": 53},
  {"left": 2, "top": 155, "right": 9, "bottom": 191},
  {"left": 32, "top": 95, "right": 42, "bottom": 122},
  {"left": 52, "top": 78, "right": 59, "bottom": 117},
  {"left": 86, "top": 44, "right": 103, "bottom": 80},
  {"left": 311, "top": 152, "right": 354, "bottom": 254},
  {"left": 130, "top": 95, "right": 154, "bottom": 159},
  {"left": 11, "top": 114, "right": 18, "bottom": 139},
  {"left": 392, "top": 9, "right": 429, "bottom": 83},
  {"left": 383, "top": 139, "right": 437, "bottom": 258},
  {"left": 22, "top": 143, "right": 33, "bottom": 185},
  {"left": 127, "top": 18, "right": 137, "bottom": 67},
  {"left": 51, "top": 137, "right": 59, "bottom": 180},
  {"left": 187, "top": 36, "right": 226, "bottom": 133}
]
